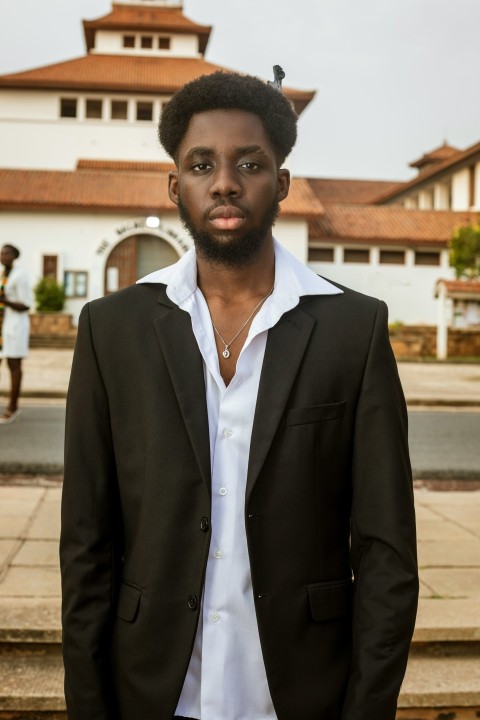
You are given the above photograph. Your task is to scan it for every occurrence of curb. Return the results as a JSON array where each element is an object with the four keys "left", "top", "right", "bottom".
[
  {"left": 0, "top": 391, "right": 67, "bottom": 400},
  {"left": 0, "top": 463, "right": 64, "bottom": 475},
  {"left": 3, "top": 391, "right": 480, "bottom": 407}
]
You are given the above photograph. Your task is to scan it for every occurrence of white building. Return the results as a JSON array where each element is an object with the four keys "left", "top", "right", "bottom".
[{"left": 0, "top": 0, "right": 476, "bottom": 326}]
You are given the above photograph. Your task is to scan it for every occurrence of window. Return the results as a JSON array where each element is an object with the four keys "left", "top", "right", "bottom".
[
  {"left": 111, "top": 100, "right": 128, "bottom": 120},
  {"left": 136, "top": 101, "right": 153, "bottom": 121},
  {"left": 86, "top": 99, "right": 103, "bottom": 119},
  {"left": 343, "top": 248, "right": 370, "bottom": 263},
  {"left": 159, "top": 37, "right": 171, "bottom": 50},
  {"left": 60, "top": 98, "right": 77, "bottom": 118},
  {"left": 308, "top": 247, "right": 334, "bottom": 262},
  {"left": 64, "top": 271, "right": 88, "bottom": 298},
  {"left": 123, "top": 35, "right": 135, "bottom": 48},
  {"left": 141, "top": 36, "right": 153, "bottom": 49},
  {"left": 379, "top": 250, "right": 405, "bottom": 265},
  {"left": 43, "top": 255, "right": 58, "bottom": 278},
  {"left": 414, "top": 251, "right": 440, "bottom": 266}
]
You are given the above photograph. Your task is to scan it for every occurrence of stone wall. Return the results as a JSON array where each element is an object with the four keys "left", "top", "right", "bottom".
[
  {"left": 29, "top": 313, "right": 77, "bottom": 349},
  {"left": 390, "top": 325, "right": 480, "bottom": 359},
  {"left": 29, "top": 313, "right": 76, "bottom": 336},
  {"left": 26, "top": 314, "right": 480, "bottom": 357}
]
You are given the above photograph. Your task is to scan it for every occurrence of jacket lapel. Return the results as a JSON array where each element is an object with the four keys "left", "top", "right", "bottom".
[
  {"left": 246, "top": 305, "right": 316, "bottom": 500},
  {"left": 153, "top": 293, "right": 211, "bottom": 494}
]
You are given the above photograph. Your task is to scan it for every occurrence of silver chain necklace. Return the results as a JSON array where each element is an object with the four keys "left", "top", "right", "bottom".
[{"left": 210, "top": 285, "right": 274, "bottom": 359}]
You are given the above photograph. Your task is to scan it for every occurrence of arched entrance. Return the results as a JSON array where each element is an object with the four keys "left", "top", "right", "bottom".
[{"left": 104, "top": 233, "right": 180, "bottom": 294}]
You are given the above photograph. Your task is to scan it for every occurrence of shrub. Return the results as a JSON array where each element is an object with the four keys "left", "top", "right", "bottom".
[
  {"left": 449, "top": 223, "right": 480, "bottom": 279},
  {"left": 34, "top": 277, "right": 66, "bottom": 312}
]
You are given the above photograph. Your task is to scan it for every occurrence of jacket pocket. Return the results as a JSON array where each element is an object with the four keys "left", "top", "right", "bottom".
[
  {"left": 307, "top": 578, "right": 353, "bottom": 622},
  {"left": 116, "top": 582, "right": 141, "bottom": 622},
  {"left": 286, "top": 400, "right": 346, "bottom": 427}
]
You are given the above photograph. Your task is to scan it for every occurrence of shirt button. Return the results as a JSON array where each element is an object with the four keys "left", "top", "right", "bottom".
[
  {"left": 210, "top": 612, "right": 220, "bottom": 623},
  {"left": 200, "top": 517, "right": 210, "bottom": 532},
  {"left": 214, "top": 550, "right": 223, "bottom": 559},
  {"left": 187, "top": 595, "right": 198, "bottom": 611},
  {"left": 219, "top": 487, "right": 227, "bottom": 496},
  {"left": 223, "top": 428, "right": 233, "bottom": 438}
]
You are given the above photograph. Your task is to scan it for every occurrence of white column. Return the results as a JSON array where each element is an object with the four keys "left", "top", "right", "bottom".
[{"left": 436, "top": 282, "right": 448, "bottom": 360}]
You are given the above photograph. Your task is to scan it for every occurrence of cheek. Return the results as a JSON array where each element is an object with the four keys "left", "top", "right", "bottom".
[{"left": 179, "top": 181, "right": 202, "bottom": 205}]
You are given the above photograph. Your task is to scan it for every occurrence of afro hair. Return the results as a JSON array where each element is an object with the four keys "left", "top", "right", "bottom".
[
  {"left": 158, "top": 71, "right": 297, "bottom": 164},
  {"left": 2, "top": 244, "right": 20, "bottom": 259}
]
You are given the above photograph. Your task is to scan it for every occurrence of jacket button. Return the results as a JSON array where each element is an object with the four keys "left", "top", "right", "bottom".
[
  {"left": 200, "top": 517, "right": 210, "bottom": 532},
  {"left": 187, "top": 594, "right": 198, "bottom": 610}
]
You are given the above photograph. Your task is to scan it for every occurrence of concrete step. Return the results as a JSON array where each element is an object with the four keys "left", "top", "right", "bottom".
[
  {"left": 29, "top": 335, "right": 76, "bottom": 349},
  {"left": 0, "top": 600, "right": 61, "bottom": 646},
  {"left": 0, "top": 601, "right": 65, "bottom": 717},
  {"left": 413, "top": 598, "right": 480, "bottom": 643},
  {"left": 0, "top": 647, "right": 65, "bottom": 716},
  {"left": 398, "top": 643, "right": 480, "bottom": 715},
  {"left": 397, "top": 710, "right": 480, "bottom": 719},
  {"left": 0, "top": 602, "right": 479, "bottom": 718}
]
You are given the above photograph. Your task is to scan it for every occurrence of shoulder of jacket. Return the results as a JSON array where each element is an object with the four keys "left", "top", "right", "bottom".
[
  {"left": 306, "top": 276, "right": 383, "bottom": 312},
  {"left": 87, "top": 282, "right": 168, "bottom": 313}
]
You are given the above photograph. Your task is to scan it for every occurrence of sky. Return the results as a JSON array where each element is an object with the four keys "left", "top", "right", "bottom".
[{"left": 1, "top": 0, "right": 479, "bottom": 181}]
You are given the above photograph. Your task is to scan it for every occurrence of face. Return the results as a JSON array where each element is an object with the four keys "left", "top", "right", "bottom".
[
  {"left": 1, "top": 246, "right": 16, "bottom": 268},
  {"left": 168, "top": 109, "right": 290, "bottom": 267}
]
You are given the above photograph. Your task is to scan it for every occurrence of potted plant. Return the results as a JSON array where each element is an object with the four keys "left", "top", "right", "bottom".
[{"left": 34, "top": 276, "right": 66, "bottom": 312}]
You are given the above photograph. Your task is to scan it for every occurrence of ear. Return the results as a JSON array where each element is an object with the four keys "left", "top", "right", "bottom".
[
  {"left": 277, "top": 168, "right": 290, "bottom": 202},
  {"left": 168, "top": 170, "right": 179, "bottom": 206}
]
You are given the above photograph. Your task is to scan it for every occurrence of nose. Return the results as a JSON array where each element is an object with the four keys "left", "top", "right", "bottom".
[{"left": 209, "top": 162, "right": 241, "bottom": 198}]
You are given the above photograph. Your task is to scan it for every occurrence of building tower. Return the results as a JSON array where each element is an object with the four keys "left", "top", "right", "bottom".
[{"left": 0, "top": 2, "right": 319, "bottom": 309}]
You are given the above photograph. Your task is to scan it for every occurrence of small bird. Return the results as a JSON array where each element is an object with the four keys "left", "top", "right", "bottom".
[{"left": 268, "top": 65, "right": 285, "bottom": 92}]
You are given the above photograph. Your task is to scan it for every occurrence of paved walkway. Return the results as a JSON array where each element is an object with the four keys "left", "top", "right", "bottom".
[
  {"left": 1, "top": 348, "right": 480, "bottom": 405},
  {"left": 0, "top": 484, "right": 479, "bottom": 644}
]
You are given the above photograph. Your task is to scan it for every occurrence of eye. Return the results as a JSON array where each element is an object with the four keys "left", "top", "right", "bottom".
[
  {"left": 240, "top": 162, "right": 260, "bottom": 171},
  {"left": 191, "top": 163, "right": 211, "bottom": 172}
]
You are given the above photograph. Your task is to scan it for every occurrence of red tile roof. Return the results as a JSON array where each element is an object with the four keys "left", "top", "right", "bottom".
[
  {"left": 307, "top": 177, "right": 403, "bottom": 205},
  {"left": 309, "top": 204, "right": 478, "bottom": 246},
  {"left": 77, "top": 159, "right": 175, "bottom": 172},
  {"left": 435, "top": 279, "right": 480, "bottom": 297},
  {"left": 375, "top": 141, "right": 480, "bottom": 204},
  {"left": 0, "top": 167, "right": 173, "bottom": 213},
  {"left": 409, "top": 142, "right": 461, "bottom": 171},
  {"left": 0, "top": 167, "right": 323, "bottom": 218},
  {"left": 83, "top": 4, "right": 212, "bottom": 54},
  {"left": 0, "top": 55, "right": 315, "bottom": 115}
]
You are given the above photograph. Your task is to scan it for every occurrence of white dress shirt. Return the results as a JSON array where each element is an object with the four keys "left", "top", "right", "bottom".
[{"left": 138, "top": 240, "right": 342, "bottom": 720}]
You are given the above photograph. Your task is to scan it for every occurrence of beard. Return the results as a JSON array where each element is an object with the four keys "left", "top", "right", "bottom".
[{"left": 177, "top": 195, "right": 279, "bottom": 268}]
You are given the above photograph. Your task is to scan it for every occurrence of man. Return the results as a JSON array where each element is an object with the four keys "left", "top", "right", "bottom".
[{"left": 61, "top": 71, "right": 418, "bottom": 720}]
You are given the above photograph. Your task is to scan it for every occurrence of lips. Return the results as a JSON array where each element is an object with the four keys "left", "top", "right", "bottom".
[{"left": 208, "top": 205, "right": 245, "bottom": 230}]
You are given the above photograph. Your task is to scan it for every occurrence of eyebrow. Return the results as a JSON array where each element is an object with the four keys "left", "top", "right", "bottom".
[{"left": 183, "top": 145, "right": 269, "bottom": 162}]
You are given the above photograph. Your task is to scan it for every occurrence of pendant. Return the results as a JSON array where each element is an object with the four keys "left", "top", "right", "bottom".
[{"left": 222, "top": 348, "right": 230, "bottom": 359}]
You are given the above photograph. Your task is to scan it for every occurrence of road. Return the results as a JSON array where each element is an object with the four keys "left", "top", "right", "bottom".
[
  {"left": 0, "top": 404, "right": 479, "bottom": 478},
  {"left": 408, "top": 408, "right": 480, "bottom": 479}
]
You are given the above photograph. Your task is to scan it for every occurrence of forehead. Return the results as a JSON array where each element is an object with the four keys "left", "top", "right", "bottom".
[{"left": 178, "top": 109, "right": 274, "bottom": 158}]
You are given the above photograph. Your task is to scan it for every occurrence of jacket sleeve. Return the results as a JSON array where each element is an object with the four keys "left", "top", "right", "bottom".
[
  {"left": 60, "top": 303, "right": 121, "bottom": 720},
  {"left": 341, "top": 300, "right": 419, "bottom": 720}
]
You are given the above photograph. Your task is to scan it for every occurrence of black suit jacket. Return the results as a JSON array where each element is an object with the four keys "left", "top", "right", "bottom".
[{"left": 60, "top": 280, "right": 418, "bottom": 720}]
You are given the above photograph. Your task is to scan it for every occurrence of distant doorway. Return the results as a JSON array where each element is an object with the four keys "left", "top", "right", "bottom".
[{"left": 104, "top": 233, "right": 180, "bottom": 294}]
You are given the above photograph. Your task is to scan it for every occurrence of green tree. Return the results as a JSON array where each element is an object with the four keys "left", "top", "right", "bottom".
[
  {"left": 449, "top": 223, "right": 480, "bottom": 279},
  {"left": 34, "top": 277, "right": 66, "bottom": 312}
]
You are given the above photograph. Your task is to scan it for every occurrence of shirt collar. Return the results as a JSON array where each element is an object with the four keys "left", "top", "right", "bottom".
[{"left": 136, "top": 238, "right": 343, "bottom": 308}]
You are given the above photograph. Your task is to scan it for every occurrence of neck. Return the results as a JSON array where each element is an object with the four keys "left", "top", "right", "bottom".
[{"left": 196, "top": 237, "right": 275, "bottom": 302}]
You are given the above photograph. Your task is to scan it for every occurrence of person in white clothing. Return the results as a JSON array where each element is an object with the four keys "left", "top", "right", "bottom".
[{"left": 0, "top": 244, "right": 31, "bottom": 423}]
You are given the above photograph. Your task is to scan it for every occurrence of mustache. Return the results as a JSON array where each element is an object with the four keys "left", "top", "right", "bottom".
[{"left": 202, "top": 201, "right": 248, "bottom": 220}]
